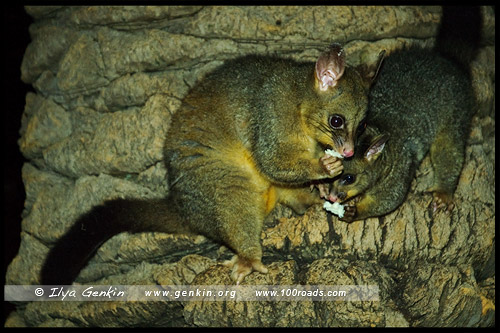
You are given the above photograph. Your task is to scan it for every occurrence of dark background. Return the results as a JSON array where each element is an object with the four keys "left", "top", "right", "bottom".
[{"left": 3, "top": 5, "right": 32, "bottom": 321}]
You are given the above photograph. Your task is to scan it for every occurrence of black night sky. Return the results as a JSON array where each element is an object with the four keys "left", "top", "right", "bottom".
[{"left": 3, "top": 5, "right": 32, "bottom": 320}]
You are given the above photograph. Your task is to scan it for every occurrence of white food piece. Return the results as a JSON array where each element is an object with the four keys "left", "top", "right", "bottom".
[
  {"left": 323, "top": 201, "right": 345, "bottom": 218},
  {"left": 322, "top": 149, "right": 345, "bottom": 217},
  {"left": 324, "top": 149, "right": 343, "bottom": 159}
]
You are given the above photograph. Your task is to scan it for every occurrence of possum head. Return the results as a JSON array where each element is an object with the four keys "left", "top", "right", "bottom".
[
  {"left": 331, "top": 132, "right": 389, "bottom": 202},
  {"left": 301, "top": 43, "right": 382, "bottom": 158}
]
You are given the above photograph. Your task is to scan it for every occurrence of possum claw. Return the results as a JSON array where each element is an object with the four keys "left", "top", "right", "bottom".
[{"left": 432, "top": 192, "right": 454, "bottom": 213}]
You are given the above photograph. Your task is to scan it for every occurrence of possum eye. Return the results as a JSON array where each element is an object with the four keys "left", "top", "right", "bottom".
[
  {"left": 329, "top": 115, "right": 344, "bottom": 129},
  {"left": 341, "top": 174, "right": 355, "bottom": 185}
]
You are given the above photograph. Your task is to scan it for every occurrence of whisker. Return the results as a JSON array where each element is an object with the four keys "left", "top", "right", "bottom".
[{"left": 305, "top": 114, "right": 331, "bottom": 137}]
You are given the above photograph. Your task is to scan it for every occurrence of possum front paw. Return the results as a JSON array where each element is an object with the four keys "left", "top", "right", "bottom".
[
  {"left": 339, "top": 204, "right": 357, "bottom": 223},
  {"left": 320, "top": 154, "right": 344, "bottom": 178},
  {"left": 223, "top": 255, "right": 268, "bottom": 285}
]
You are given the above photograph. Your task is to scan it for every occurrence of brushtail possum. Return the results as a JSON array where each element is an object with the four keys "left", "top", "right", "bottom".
[
  {"left": 330, "top": 7, "right": 482, "bottom": 222},
  {"left": 41, "top": 43, "right": 373, "bottom": 285}
]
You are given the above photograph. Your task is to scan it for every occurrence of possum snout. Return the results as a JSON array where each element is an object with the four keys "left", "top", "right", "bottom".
[
  {"left": 343, "top": 149, "right": 354, "bottom": 158},
  {"left": 342, "top": 140, "right": 354, "bottom": 157}
]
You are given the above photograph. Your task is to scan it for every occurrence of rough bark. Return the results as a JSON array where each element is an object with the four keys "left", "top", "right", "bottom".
[{"left": 5, "top": 6, "right": 495, "bottom": 327}]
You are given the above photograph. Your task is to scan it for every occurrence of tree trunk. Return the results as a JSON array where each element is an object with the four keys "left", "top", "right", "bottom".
[{"left": 5, "top": 6, "right": 495, "bottom": 327}]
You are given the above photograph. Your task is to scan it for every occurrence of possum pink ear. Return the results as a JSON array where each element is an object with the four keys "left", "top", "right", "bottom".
[
  {"left": 365, "top": 134, "right": 389, "bottom": 162},
  {"left": 315, "top": 43, "right": 346, "bottom": 92}
]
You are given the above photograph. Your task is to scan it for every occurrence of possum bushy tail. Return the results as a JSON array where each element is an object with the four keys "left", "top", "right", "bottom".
[
  {"left": 41, "top": 198, "right": 187, "bottom": 285},
  {"left": 435, "top": 6, "right": 483, "bottom": 69}
]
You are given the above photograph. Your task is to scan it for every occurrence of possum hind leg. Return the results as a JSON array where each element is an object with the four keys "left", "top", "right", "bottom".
[
  {"left": 277, "top": 185, "right": 325, "bottom": 215},
  {"left": 170, "top": 151, "right": 272, "bottom": 284},
  {"left": 427, "top": 128, "right": 467, "bottom": 211},
  {"left": 216, "top": 171, "right": 273, "bottom": 284}
]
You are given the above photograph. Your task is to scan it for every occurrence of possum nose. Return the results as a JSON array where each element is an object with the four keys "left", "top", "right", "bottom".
[
  {"left": 343, "top": 149, "right": 354, "bottom": 158},
  {"left": 328, "top": 194, "right": 338, "bottom": 202}
]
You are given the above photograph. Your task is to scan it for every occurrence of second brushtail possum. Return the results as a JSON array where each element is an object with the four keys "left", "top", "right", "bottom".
[
  {"left": 42, "top": 43, "right": 373, "bottom": 285},
  {"left": 330, "top": 7, "right": 482, "bottom": 222}
]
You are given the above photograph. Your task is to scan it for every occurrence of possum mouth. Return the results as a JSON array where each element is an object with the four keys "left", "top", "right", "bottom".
[{"left": 341, "top": 194, "right": 362, "bottom": 205}]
